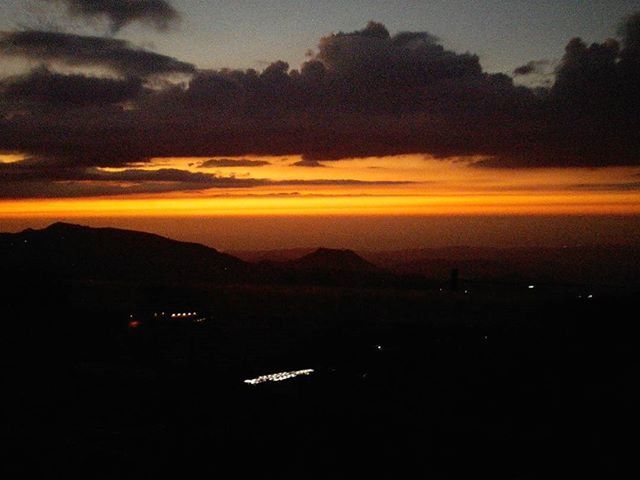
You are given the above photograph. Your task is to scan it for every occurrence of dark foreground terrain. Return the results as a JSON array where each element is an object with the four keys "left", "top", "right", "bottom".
[
  {"left": 2, "top": 224, "right": 636, "bottom": 478},
  {"left": 5, "top": 285, "right": 635, "bottom": 479}
]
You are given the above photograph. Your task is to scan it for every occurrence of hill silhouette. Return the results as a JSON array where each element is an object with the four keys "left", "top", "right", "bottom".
[
  {"left": 246, "top": 247, "right": 397, "bottom": 287},
  {"left": 0, "top": 223, "right": 396, "bottom": 288},
  {"left": 287, "top": 248, "right": 383, "bottom": 273},
  {"left": 0, "top": 222, "right": 248, "bottom": 283},
  {"left": 229, "top": 248, "right": 316, "bottom": 263},
  {"left": 4, "top": 223, "right": 637, "bottom": 292}
]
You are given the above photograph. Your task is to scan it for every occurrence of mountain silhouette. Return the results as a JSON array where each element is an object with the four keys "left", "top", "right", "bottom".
[
  {"left": 287, "top": 248, "right": 383, "bottom": 273},
  {"left": 241, "top": 247, "right": 395, "bottom": 287},
  {"left": 0, "top": 224, "right": 395, "bottom": 288},
  {"left": 0, "top": 222, "right": 248, "bottom": 282},
  {"left": 229, "top": 248, "right": 316, "bottom": 263}
]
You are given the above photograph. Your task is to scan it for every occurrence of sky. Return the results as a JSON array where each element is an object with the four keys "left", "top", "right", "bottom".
[
  {"left": 1, "top": 1, "right": 640, "bottom": 249},
  {"left": 3, "top": 1, "right": 640, "bottom": 73}
]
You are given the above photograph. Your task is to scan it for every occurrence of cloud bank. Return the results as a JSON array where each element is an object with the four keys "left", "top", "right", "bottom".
[
  {"left": 44, "top": 0, "right": 181, "bottom": 33},
  {"left": 0, "top": 156, "right": 410, "bottom": 198},
  {"left": 0, "top": 30, "right": 195, "bottom": 78},
  {"left": 199, "top": 158, "right": 272, "bottom": 168},
  {"left": 1, "top": 15, "right": 640, "bottom": 198}
]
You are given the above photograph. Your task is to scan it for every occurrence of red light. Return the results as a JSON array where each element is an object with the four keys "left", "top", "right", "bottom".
[{"left": 128, "top": 320, "right": 141, "bottom": 329}]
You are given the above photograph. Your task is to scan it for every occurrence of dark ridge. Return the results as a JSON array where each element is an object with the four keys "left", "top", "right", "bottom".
[
  {"left": 42, "top": 221, "right": 219, "bottom": 250},
  {"left": 228, "top": 247, "right": 316, "bottom": 263},
  {"left": 289, "top": 247, "right": 383, "bottom": 273},
  {"left": 0, "top": 222, "right": 247, "bottom": 283},
  {"left": 0, "top": 224, "right": 408, "bottom": 291}
]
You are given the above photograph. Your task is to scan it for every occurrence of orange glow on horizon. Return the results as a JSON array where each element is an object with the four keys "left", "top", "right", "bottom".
[
  {"left": 1, "top": 155, "right": 639, "bottom": 218},
  {"left": 1, "top": 191, "right": 639, "bottom": 217}
]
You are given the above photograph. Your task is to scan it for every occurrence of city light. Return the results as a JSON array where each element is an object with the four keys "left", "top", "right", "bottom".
[{"left": 244, "top": 369, "right": 314, "bottom": 385}]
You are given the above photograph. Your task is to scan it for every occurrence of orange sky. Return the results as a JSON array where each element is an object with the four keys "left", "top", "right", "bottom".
[
  {"left": 2, "top": 154, "right": 639, "bottom": 217},
  {"left": 2, "top": 154, "right": 640, "bottom": 249}
]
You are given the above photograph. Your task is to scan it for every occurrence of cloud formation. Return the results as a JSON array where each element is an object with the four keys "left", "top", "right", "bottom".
[
  {"left": 0, "top": 157, "right": 409, "bottom": 198},
  {"left": 291, "top": 159, "right": 327, "bottom": 168},
  {"left": 199, "top": 158, "right": 272, "bottom": 168},
  {"left": 1, "top": 67, "right": 144, "bottom": 105},
  {"left": 477, "top": 14, "right": 640, "bottom": 167},
  {"left": 513, "top": 59, "right": 549, "bottom": 76},
  {"left": 1, "top": 15, "right": 640, "bottom": 198},
  {"left": 44, "top": 0, "right": 180, "bottom": 33},
  {"left": 0, "top": 30, "right": 195, "bottom": 78}
]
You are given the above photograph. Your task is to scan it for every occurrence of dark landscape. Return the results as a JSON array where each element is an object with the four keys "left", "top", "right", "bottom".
[
  {"left": 2, "top": 2, "right": 640, "bottom": 477},
  {"left": 3, "top": 223, "right": 636, "bottom": 478}
]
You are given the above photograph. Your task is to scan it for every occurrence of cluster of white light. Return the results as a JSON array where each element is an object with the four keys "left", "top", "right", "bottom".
[
  {"left": 244, "top": 369, "right": 314, "bottom": 385},
  {"left": 131, "top": 312, "right": 203, "bottom": 321},
  {"left": 170, "top": 312, "right": 197, "bottom": 318}
]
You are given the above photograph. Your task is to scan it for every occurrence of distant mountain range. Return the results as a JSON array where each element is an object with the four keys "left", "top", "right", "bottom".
[
  {"left": 363, "top": 245, "right": 640, "bottom": 288},
  {"left": 2, "top": 223, "right": 639, "bottom": 290},
  {"left": 0, "top": 223, "right": 388, "bottom": 286},
  {"left": 238, "top": 244, "right": 640, "bottom": 289}
]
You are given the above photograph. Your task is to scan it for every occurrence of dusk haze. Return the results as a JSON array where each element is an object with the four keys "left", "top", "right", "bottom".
[{"left": 2, "top": 1, "right": 637, "bottom": 478}]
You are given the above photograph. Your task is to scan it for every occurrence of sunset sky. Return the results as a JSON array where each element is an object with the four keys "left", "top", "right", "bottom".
[{"left": 1, "top": 1, "right": 640, "bottom": 249}]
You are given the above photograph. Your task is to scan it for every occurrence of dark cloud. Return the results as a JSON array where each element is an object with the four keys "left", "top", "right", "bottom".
[
  {"left": 568, "top": 181, "right": 640, "bottom": 191},
  {"left": 291, "top": 160, "right": 327, "bottom": 168},
  {"left": 619, "top": 12, "right": 640, "bottom": 51},
  {"left": 1, "top": 15, "right": 640, "bottom": 198},
  {"left": 0, "top": 161, "right": 232, "bottom": 197},
  {"left": 45, "top": 0, "right": 180, "bottom": 33},
  {"left": 513, "top": 60, "right": 549, "bottom": 76},
  {"left": 282, "top": 179, "right": 409, "bottom": 186},
  {"left": 513, "top": 64, "right": 535, "bottom": 76},
  {"left": 199, "top": 158, "right": 271, "bottom": 168},
  {"left": 0, "top": 30, "right": 195, "bottom": 78},
  {"left": 112, "top": 21, "right": 535, "bottom": 163},
  {"left": 472, "top": 13, "right": 640, "bottom": 168},
  {"left": 551, "top": 37, "right": 621, "bottom": 106},
  {"left": 0, "top": 158, "right": 409, "bottom": 198},
  {"left": 1, "top": 67, "right": 144, "bottom": 105},
  {"left": 0, "top": 159, "right": 218, "bottom": 183}
]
